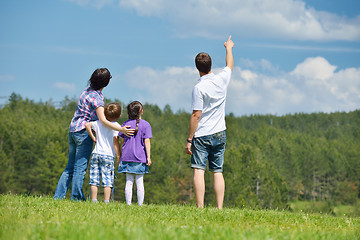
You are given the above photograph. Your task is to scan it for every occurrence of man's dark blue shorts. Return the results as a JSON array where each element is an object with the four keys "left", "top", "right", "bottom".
[{"left": 191, "top": 131, "right": 226, "bottom": 172}]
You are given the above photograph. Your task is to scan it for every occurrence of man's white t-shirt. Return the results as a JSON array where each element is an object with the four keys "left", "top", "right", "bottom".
[
  {"left": 91, "top": 120, "right": 120, "bottom": 157},
  {"left": 191, "top": 67, "right": 232, "bottom": 138}
]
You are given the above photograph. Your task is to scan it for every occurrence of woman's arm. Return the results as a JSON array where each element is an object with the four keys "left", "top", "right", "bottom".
[
  {"left": 144, "top": 138, "right": 151, "bottom": 166},
  {"left": 85, "top": 122, "right": 96, "bottom": 142},
  {"left": 96, "top": 107, "right": 135, "bottom": 136}
]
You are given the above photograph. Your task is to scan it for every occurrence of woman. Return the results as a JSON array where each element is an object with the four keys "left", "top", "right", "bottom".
[{"left": 54, "top": 68, "right": 134, "bottom": 201}]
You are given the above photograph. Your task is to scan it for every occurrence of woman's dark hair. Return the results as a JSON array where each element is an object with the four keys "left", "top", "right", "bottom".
[
  {"left": 127, "top": 101, "right": 143, "bottom": 135},
  {"left": 104, "top": 103, "right": 122, "bottom": 121},
  {"left": 89, "top": 68, "right": 112, "bottom": 91},
  {"left": 195, "top": 52, "right": 212, "bottom": 74}
]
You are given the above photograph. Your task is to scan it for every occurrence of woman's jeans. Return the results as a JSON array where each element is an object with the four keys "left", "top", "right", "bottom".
[{"left": 54, "top": 129, "right": 93, "bottom": 201}]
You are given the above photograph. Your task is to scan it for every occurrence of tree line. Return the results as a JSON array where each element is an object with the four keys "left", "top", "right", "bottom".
[{"left": 0, "top": 93, "right": 359, "bottom": 209}]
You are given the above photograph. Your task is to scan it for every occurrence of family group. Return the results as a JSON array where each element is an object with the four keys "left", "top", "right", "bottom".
[{"left": 53, "top": 36, "right": 234, "bottom": 209}]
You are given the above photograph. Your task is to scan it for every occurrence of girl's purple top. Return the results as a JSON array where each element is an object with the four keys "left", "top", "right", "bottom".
[
  {"left": 69, "top": 87, "right": 104, "bottom": 132},
  {"left": 119, "top": 119, "right": 152, "bottom": 163}
]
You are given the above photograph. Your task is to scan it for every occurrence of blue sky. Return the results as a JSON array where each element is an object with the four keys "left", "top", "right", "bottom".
[{"left": 0, "top": 0, "right": 359, "bottom": 116}]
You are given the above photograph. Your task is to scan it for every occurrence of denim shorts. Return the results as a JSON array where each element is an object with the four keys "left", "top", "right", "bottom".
[
  {"left": 118, "top": 161, "right": 149, "bottom": 174},
  {"left": 191, "top": 131, "right": 226, "bottom": 172},
  {"left": 89, "top": 153, "right": 115, "bottom": 187}
]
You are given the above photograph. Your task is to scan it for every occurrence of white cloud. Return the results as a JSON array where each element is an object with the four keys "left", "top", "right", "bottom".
[
  {"left": 64, "top": 0, "right": 114, "bottom": 9},
  {"left": 118, "top": 0, "right": 164, "bottom": 16},
  {"left": 227, "top": 68, "right": 306, "bottom": 114},
  {"left": 54, "top": 82, "right": 76, "bottom": 92},
  {"left": 45, "top": 45, "right": 125, "bottom": 57},
  {"left": 245, "top": 43, "right": 360, "bottom": 53},
  {"left": 238, "top": 58, "right": 280, "bottom": 75},
  {"left": 66, "top": 0, "right": 360, "bottom": 41},
  {"left": 123, "top": 57, "right": 360, "bottom": 115},
  {"left": 122, "top": 66, "right": 198, "bottom": 111},
  {"left": 291, "top": 57, "right": 337, "bottom": 81},
  {"left": 0, "top": 75, "right": 15, "bottom": 83},
  {"left": 116, "top": 0, "right": 360, "bottom": 41}
]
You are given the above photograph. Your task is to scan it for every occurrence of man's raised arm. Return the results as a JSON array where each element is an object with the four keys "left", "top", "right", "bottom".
[{"left": 224, "top": 35, "right": 234, "bottom": 71}]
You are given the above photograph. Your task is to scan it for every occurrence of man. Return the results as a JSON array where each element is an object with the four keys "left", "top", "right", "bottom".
[{"left": 185, "top": 36, "right": 234, "bottom": 209}]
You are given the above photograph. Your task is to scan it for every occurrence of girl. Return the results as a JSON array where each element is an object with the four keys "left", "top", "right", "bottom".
[
  {"left": 117, "top": 101, "right": 152, "bottom": 206},
  {"left": 54, "top": 68, "right": 134, "bottom": 201}
]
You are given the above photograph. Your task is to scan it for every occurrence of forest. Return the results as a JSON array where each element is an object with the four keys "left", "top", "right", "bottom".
[{"left": 0, "top": 93, "right": 359, "bottom": 211}]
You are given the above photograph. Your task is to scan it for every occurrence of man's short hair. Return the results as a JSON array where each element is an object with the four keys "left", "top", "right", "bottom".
[
  {"left": 195, "top": 52, "right": 212, "bottom": 74},
  {"left": 104, "top": 103, "right": 121, "bottom": 121}
]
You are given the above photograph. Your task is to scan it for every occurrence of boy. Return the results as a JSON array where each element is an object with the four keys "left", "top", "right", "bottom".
[{"left": 85, "top": 102, "right": 122, "bottom": 203}]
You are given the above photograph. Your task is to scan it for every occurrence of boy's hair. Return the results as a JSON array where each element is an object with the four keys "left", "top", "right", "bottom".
[
  {"left": 195, "top": 52, "right": 212, "bottom": 74},
  {"left": 104, "top": 102, "right": 121, "bottom": 121},
  {"left": 127, "top": 101, "right": 143, "bottom": 120},
  {"left": 89, "top": 68, "right": 112, "bottom": 91}
]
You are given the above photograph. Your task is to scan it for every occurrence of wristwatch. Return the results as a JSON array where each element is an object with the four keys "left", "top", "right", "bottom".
[{"left": 187, "top": 138, "right": 192, "bottom": 143}]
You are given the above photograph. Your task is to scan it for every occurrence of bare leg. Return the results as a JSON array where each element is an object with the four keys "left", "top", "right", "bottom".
[
  {"left": 90, "top": 185, "right": 98, "bottom": 201},
  {"left": 193, "top": 169, "right": 205, "bottom": 208},
  {"left": 104, "top": 187, "right": 111, "bottom": 201},
  {"left": 213, "top": 172, "right": 225, "bottom": 209}
]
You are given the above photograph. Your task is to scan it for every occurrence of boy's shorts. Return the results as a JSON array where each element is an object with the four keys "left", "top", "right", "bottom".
[
  {"left": 89, "top": 153, "right": 115, "bottom": 187},
  {"left": 191, "top": 131, "right": 226, "bottom": 173}
]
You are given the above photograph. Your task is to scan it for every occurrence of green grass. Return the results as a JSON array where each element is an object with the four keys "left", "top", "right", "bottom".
[
  {"left": 290, "top": 201, "right": 360, "bottom": 217},
  {"left": 1, "top": 195, "right": 359, "bottom": 240}
]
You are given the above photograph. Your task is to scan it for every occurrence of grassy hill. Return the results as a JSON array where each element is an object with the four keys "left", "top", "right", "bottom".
[
  {"left": 1, "top": 95, "right": 359, "bottom": 214},
  {"left": 1, "top": 194, "right": 359, "bottom": 240}
]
